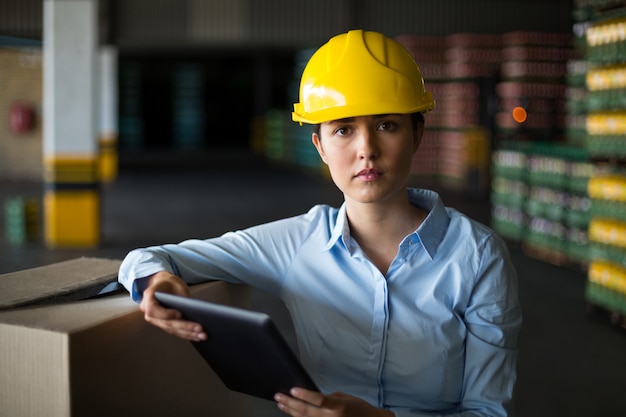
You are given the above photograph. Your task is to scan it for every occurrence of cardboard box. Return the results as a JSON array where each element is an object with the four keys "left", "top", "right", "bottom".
[
  {"left": 0, "top": 257, "right": 122, "bottom": 309},
  {"left": 0, "top": 257, "right": 253, "bottom": 417}
]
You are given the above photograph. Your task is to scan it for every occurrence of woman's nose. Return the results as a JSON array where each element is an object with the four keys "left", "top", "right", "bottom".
[{"left": 357, "top": 131, "right": 378, "bottom": 160}]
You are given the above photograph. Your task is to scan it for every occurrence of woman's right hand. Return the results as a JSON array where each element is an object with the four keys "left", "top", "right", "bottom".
[{"left": 139, "top": 271, "right": 208, "bottom": 341}]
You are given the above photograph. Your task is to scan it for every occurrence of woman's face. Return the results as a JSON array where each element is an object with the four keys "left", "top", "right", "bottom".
[{"left": 312, "top": 114, "right": 422, "bottom": 206}]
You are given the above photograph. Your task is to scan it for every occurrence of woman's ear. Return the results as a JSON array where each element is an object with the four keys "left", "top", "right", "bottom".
[{"left": 312, "top": 133, "right": 328, "bottom": 164}]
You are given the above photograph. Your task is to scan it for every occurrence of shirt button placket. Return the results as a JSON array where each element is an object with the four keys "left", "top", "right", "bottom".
[{"left": 370, "top": 268, "right": 389, "bottom": 406}]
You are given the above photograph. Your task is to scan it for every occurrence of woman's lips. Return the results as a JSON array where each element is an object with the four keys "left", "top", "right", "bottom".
[{"left": 356, "top": 168, "right": 383, "bottom": 181}]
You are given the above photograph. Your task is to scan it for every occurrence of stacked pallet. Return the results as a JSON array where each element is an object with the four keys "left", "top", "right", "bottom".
[
  {"left": 437, "top": 34, "right": 500, "bottom": 193},
  {"left": 565, "top": 20, "right": 589, "bottom": 148},
  {"left": 586, "top": 63, "right": 626, "bottom": 158},
  {"left": 4, "top": 196, "right": 39, "bottom": 245},
  {"left": 172, "top": 63, "right": 206, "bottom": 150},
  {"left": 395, "top": 35, "right": 447, "bottom": 180},
  {"left": 490, "top": 142, "right": 596, "bottom": 266},
  {"left": 490, "top": 31, "right": 589, "bottom": 264},
  {"left": 397, "top": 33, "right": 500, "bottom": 193},
  {"left": 522, "top": 145, "right": 593, "bottom": 265},
  {"left": 264, "top": 108, "right": 291, "bottom": 162},
  {"left": 586, "top": 174, "right": 626, "bottom": 320},
  {"left": 264, "top": 48, "right": 323, "bottom": 171},
  {"left": 574, "top": 0, "right": 626, "bottom": 324},
  {"left": 118, "top": 62, "right": 144, "bottom": 150},
  {"left": 495, "top": 31, "right": 574, "bottom": 142},
  {"left": 585, "top": 14, "right": 626, "bottom": 158}
]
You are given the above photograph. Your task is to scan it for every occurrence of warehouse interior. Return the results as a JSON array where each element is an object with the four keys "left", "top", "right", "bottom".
[{"left": 1, "top": 1, "right": 626, "bottom": 416}]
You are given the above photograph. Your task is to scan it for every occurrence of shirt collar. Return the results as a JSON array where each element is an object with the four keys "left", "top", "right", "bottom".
[
  {"left": 408, "top": 188, "right": 449, "bottom": 260},
  {"left": 324, "top": 188, "right": 450, "bottom": 259},
  {"left": 325, "top": 203, "right": 349, "bottom": 251}
]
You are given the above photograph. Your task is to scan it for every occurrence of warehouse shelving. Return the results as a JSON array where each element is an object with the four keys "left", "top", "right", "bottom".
[{"left": 575, "top": 0, "right": 626, "bottom": 325}]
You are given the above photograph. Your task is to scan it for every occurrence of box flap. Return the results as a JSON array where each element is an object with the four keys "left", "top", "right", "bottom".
[
  {"left": 0, "top": 281, "right": 240, "bottom": 334},
  {"left": 0, "top": 294, "right": 137, "bottom": 332},
  {"left": 0, "top": 257, "right": 122, "bottom": 309}
]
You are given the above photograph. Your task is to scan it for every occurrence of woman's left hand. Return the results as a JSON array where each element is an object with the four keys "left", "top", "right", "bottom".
[{"left": 274, "top": 388, "right": 394, "bottom": 417}]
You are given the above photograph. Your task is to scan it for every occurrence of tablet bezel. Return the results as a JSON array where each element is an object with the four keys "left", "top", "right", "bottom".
[{"left": 154, "top": 291, "right": 318, "bottom": 401}]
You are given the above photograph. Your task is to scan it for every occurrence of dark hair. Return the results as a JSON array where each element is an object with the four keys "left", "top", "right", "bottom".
[{"left": 312, "top": 112, "right": 425, "bottom": 138}]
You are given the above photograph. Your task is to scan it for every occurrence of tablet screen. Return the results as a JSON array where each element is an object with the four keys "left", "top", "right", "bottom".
[{"left": 154, "top": 291, "right": 319, "bottom": 401}]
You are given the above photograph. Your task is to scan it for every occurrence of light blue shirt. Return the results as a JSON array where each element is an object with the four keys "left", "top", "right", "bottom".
[{"left": 119, "top": 188, "right": 521, "bottom": 417}]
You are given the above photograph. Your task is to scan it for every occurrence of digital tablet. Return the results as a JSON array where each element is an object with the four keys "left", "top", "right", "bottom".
[{"left": 154, "top": 292, "right": 319, "bottom": 401}]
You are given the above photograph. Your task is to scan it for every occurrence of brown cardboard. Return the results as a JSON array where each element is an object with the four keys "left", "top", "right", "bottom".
[
  {"left": 0, "top": 258, "right": 253, "bottom": 417},
  {"left": 0, "top": 257, "right": 122, "bottom": 309}
]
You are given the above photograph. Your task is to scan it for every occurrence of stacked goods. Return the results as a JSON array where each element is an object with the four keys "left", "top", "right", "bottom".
[
  {"left": 437, "top": 127, "right": 490, "bottom": 194},
  {"left": 588, "top": 261, "right": 626, "bottom": 319},
  {"left": 522, "top": 145, "right": 593, "bottom": 265},
  {"left": 490, "top": 142, "right": 595, "bottom": 266},
  {"left": 288, "top": 48, "right": 322, "bottom": 170},
  {"left": 524, "top": 155, "right": 570, "bottom": 261},
  {"left": 586, "top": 110, "right": 626, "bottom": 157},
  {"left": 566, "top": 159, "right": 597, "bottom": 261},
  {"left": 264, "top": 48, "right": 323, "bottom": 172},
  {"left": 436, "top": 34, "right": 501, "bottom": 192},
  {"left": 410, "top": 129, "right": 440, "bottom": 180},
  {"left": 291, "top": 121, "right": 322, "bottom": 170},
  {"left": 395, "top": 35, "right": 447, "bottom": 179},
  {"left": 491, "top": 148, "right": 528, "bottom": 241},
  {"left": 4, "top": 196, "right": 40, "bottom": 245},
  {"left": 172, "top": 64, "right": 205, "bottom": 150},
  {"left": 565, "top": 61, "right": 589, "bottom": 147},
  {"left": 586, "top": 174, "right": 626, "bottom": 317},
  {"left": 585, "top": 15, "right": 626, "bottom": 65},
  {"left": 264, "top": 109, "right": 291, "bottom": 162},
  {"left": 576, "top": 0, "right": 626, "bottom": 323},
  {"left": 118, "top": 62, "right": 144, "bottom": 150},
  {"left": 495, "top": 31, "right": 575, "bottom": 142},
  {"left": 398, "top": 34, "right": 500, "bottom": 192},
  {"left": 585, "top": 16, "right": 626, "bottom": 158}
]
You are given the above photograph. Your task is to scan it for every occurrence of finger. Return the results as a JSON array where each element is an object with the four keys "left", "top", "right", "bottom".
[
  {"left": 141, "top": 295, "right": 182, "bottom": 320},
  {"left": 289, "top": 388, "right": 325, "bottom": 407},
  {"left": 275, "top": 389, "right": 327, "bottom": 417},
  {"left": 146, "top": 315, "right": 208, "bottom": 341},
  {"left": 140, "top": 292, "right": 207, "bottom": 341},
  {"left": 275, "top": 393, "right": 308, "bottom": 417}
]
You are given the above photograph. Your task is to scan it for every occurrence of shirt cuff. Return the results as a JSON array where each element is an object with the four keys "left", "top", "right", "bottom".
[{"left": 131, "top": 276, "right": 152, "bottom": 302}]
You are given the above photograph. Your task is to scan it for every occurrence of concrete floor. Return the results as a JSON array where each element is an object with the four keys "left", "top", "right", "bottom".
[{"left": 1, "top": 148, "right": 625, "bottom": 417}]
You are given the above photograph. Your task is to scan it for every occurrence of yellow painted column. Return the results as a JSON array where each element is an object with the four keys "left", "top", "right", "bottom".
[
  {"left": 43, "top": 0, "right": 99, "bottom": 247},
  {"left": 44, "top": 157, "right": 100, "bottom": 247}
]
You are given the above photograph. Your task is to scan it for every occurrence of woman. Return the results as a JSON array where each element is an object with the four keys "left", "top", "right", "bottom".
[{"left": 119, "top": 30, "right": 522, "bottom": 417}]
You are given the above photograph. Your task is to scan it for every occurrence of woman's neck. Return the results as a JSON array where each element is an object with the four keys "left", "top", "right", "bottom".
[{"left": 346, "top": 197, "right": 427, "bottom": 275}]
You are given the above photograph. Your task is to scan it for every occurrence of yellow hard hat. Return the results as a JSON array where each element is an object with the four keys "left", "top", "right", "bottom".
[{"left": 292, "top": 29, "right": 435, "bottom": 125}]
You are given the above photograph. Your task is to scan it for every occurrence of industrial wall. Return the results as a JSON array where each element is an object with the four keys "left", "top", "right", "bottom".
[
  {"left": 1, "top": 0, "right": 572, "bottom": 49},
  {"left": 111, "top": 0, "right": 572, "bottom": 50},
  {"left": 0, "top": 47, "right": 42, "bottom": 180}
]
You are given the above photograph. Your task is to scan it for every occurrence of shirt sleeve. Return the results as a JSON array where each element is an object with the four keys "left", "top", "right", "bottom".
[
  {"left": 458, "top": 233, "right": 522, "bottom": 416},
  {"left": 117, "top": 209, "right": 322, "bottom": 302}
]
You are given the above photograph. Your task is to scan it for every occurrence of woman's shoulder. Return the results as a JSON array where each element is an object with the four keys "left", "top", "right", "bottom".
[{"left": 444, "top": 207, "right": 506, "bottom": 250}]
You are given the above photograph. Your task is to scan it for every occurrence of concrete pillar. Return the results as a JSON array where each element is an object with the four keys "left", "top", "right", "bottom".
[
  {"left": 43, "top": 0, "right": 99, "bottom": 247},
  {"left": 98, "top": 45, "right": 118, "bottom": 183}
]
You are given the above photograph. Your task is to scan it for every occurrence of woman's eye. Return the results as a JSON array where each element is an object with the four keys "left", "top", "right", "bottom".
[
  {"left": 378, "top": 121, "right": 396, "bottom": 131},
  {"left": 334, "top": 127, "right": 350, "bottom": 136}
]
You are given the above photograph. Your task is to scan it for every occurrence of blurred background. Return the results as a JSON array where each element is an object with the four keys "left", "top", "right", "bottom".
[{"left": 1, "top": 1, "right": 626, "bottom": 416}]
